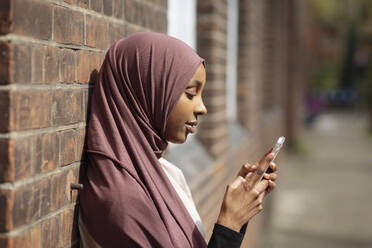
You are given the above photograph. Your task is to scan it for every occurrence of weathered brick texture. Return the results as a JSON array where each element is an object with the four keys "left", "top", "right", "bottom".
[{"left": 0, "top": 0, "right": 168, "bottom": 247}]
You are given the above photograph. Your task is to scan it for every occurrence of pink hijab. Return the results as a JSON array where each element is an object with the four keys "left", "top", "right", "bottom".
[{"left": 79, "top": 32, "right": 207, "bottom": 247}]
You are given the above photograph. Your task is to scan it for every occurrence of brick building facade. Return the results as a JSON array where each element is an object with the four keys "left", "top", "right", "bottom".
[{"left": 0, "top": 0, "right": 307, "bottom": 247}]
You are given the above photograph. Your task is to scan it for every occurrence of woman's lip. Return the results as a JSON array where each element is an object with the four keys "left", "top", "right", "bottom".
[{"left": 185, "top": 124, "right": 195, "bottom": 134}]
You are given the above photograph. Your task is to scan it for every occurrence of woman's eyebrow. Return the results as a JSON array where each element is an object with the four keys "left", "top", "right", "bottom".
[{"left": 190, "top": 80, "right": 202, "bottom": 87}]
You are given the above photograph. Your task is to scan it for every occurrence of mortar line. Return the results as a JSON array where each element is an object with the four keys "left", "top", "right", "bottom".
[
  {"left": 0, "top": 34, "right": 106, "bottom": 53},
  {"left": 39, "top": 0, "right": 167, "bottom": 16},
  {"left": 0, "top": 162, "right": 82, "bottom": 190},
  {"left": 0, "top": 83, "right": 93, "bottom": 91},
  {"left": 40, "top": 0, "right": 131, "bottom": 24},
  {"left": 0, "top": 203, "right": 79, "bottom": 238},
  {"left": 0, "top": 122, "right": 87, "bottom": 139}
]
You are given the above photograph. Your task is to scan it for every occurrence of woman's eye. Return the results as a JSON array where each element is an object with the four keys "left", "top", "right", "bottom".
[{"left": 185, "top": 92, "right": 195, "bottom": 100}]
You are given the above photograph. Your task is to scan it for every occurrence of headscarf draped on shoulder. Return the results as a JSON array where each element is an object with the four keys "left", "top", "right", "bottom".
[{"left": 79, "top": 32, "right": 206, "bottom": 247}]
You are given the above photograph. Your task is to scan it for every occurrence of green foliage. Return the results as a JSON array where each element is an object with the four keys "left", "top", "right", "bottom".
[
  {"left": 290, "top": 136, "right": 309, "bottom": 158},
  {"left": 310, "top": 62, "right": 341, "bottom": 91},
  {"left": 309, "top": 0, "right": 342, "bottom": 25}
]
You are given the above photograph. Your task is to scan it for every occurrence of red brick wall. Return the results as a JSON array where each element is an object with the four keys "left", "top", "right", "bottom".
[
  {"left": 196, "top": 0, "right": 229, "bottom": 159},
  {"left": 0, "top": 0, "right": 166, "bottom": 247}
]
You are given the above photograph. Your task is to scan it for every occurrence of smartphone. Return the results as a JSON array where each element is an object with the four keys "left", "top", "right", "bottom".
[{"left": 259, "top": 136, "right": 285, "bottom": 181}]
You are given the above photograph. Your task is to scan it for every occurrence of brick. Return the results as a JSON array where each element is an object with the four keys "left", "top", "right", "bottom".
[
  {"left": 54, "top": 7, "right": 84, "bottom": 45},
  {"left": 0, "top": 137, "right": 33, "bottom": 183},
  {"left": 60, "top": 48, "right": 76, "bottom": 83},
  {"left": 86, "top": 15, "right": 109, "bottom": 49},
  {"left": 50, "top": 170, "right": 68, "bottom": 211},
  {"left": 60, "top": 130, "right": 77, "bottom": 166},
  {"left": 52, "top": 89, "right": 83, "bottom": 126},
  {"left": 12, "top": 0, "right": 52, "bottom": 40},
  {"left": 10, "top": 231, "right": 32, "bottom": 248},
  {"left": 44, "top": 46, "right": 59, "bottom": 83},
  {"left": 0, "top": 139, "right": 10, "bottom": 181},
  {"left": 31, "top": 178, "right": 51, "bottom": 220},
  {"left": 0, "top": 189, "right": 12, "bottom": 232},
  {"left": 125, "top": 0, "right": 153, "bottom": 28},
  {"left": 0, "top": 41, "right": 11, "bottom": 84},
  {"left": 108, "top": 22, "right": 126, "bottom": 45},
  {"left": 90, "top": 0, "right": 103, "bottom": 13},
  {"left": 12, "top": 185, "right": 33, "bottom": 229},
  {"left": 10, "top": 90, "right": 52, "bottom": 131},
  {"left": 76, "top": 128, "right": 86, "bottom": 160},
  {"left": 82, "top": 88, "right": 92, "bottom": 122},
  {"left": 126, "top": 23, "right": 146, "bottom": 35},
  {"left": 59, "top": 207, "right": 78, "bottom": 247},
  {"left": 67, "top": 166, "right": 80, "bottom": 203},
  {"left": 197, "top": 1, "right": 220, "bottom": 14},
  {"left": 32, "top": 45, "right": 45, "bottom": 83},
  {"left": 76, "top": 0, "right": 88, "bottom": 8},
  {"left": 113, "top": 0, "right": 124, "bottom": 19},
  {"left": 34, "top": 133, "right": 59, "bottom": 174},
  {"left": 0, "top": 0, "right": 11, "bottom": 34},
  {"left": 76, "top": 51, "right": 90, "bottom": 83},
  {"left": 124, "top": 0, "right": 135, "bottom": 24},
  {"left": 159, "top": 0, "right": 167, "bottom": 9},
  {"left": 32, "top": 45, "right": 59, "bottom": 84},
  {"left": 77, "top": 51, "right": 102, "bottom": 83},
  {"left": 13, "top": 43, "right": 32, "bottom": 84},
  {"left": 41, "top": 217, "right": 59, "bottom": 248},
  {"left": 103, "top": 0, "right": 113, "bottom": 16},
  {"left": 10, "top": 137, "right": 32, "bottom": 181},
  {"left": 0, "top": 231, "right": 40, "bottom": 248},
  {"left": 0, "top": 91, "right": 10, "bottom": 132},
  {"left": 31, "top": 224, "right": 42, "bottom": 248},
  {"left": 154, "top": 9, "right": 167, "bottom": 32}
]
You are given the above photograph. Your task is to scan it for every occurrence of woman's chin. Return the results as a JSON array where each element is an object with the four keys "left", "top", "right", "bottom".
[
  {"left": 165, "top": 128, "right": 189, "bottom": 144},
  {"left": 166, "top": 134, "right": 187, "bottom": 144}
]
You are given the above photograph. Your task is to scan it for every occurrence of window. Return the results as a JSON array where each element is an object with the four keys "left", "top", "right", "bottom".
[
  {"left": 226, "top": 0, "right": 238, "bottom": 120},
  {"left": 167, "top": 0, "right": 196, "bottom": 49}
]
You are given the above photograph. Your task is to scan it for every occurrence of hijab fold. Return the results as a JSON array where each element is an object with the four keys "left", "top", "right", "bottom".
[{"left": 80, "top": 32, "right": 207, "bottom": 247}]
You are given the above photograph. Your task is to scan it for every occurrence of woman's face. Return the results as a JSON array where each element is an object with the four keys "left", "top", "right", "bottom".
[{"left": 165, "top": 64, "right": 207, "bottom": 143}]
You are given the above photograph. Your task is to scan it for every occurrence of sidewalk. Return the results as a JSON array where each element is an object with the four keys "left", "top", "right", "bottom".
[{"left": 259, "top": 111, "right": 372, "bottom": 248}]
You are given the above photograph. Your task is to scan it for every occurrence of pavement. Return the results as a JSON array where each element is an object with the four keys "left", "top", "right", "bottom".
[{"left": 258, "top": 110, "right": 372, "bottom": 248}]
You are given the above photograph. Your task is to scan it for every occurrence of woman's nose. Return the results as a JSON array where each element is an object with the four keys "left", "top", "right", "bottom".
[{"left": 195, "top": 100, "right": 207, "bottom": 116}]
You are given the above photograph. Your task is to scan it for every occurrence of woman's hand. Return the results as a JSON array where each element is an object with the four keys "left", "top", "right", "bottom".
[
  {"left": 237, "top": 159, "right": 278, "bottom": 195},
  {"left": 216, "top": 152, "right": 277, "bottom": 232}
]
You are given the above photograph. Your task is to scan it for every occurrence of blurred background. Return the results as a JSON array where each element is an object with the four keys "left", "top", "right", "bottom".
[
  {"left": 168, "top": 1, "right": 372, "bottom": 247},
  {"left": 259, "top": 1, "right": 372, "bottom": 247},
  {"left": 0, "top": 0, "right": 371, "bottom": 247}
]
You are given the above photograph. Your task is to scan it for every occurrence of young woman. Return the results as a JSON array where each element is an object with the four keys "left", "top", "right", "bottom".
[{"left": 79, "top": 32, "right": 277, "bottom": 248}]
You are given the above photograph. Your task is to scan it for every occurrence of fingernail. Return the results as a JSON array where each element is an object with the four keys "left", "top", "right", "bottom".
[{"left": 266, "top": 154, "right": 274, "bottom": 161}]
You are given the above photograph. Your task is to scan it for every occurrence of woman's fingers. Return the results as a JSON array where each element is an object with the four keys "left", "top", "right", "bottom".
[
  {"left": 245, "top": 205, "right": 263, "bottom": 221},
  {"left": 269, "top": 162, "right": 277, "bottom": 172},
  {"left": 246, "top": 192, "right": 265, "bottom": 218},
  {"left": 263, "top": 172, "right": 277, "bottom": 181},
  {"left": 237, "top": 163, "right": 257, "bottom": 178},
  {"left": 230, "top": 176, "right": 245, "bottom": 189},
  {"left": 266, "top": 180, "right": 277, "bottom": 194},
  {"left": 252, "top": 180, "right": 268, "bottom": 196},
  {"left": 246, "top": 152, "right": 274, "bottom": 189}
]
